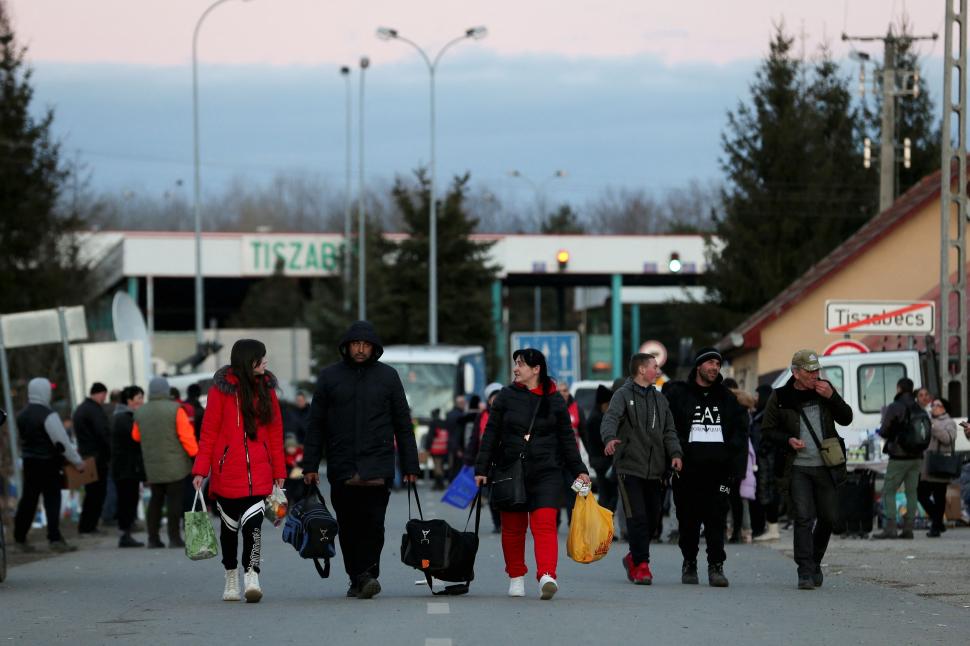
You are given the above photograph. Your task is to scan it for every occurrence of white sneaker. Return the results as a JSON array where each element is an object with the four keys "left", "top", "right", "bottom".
[
  {"left": 223, "top": 569, "right": 240, "bottom": 601},
  {"left": 244, "top": 568, "right": 262, "bottom": 603},
  {"left": 508, "top": 576, "right": 525, "bottom": 597},
  {"left": 539, "top": 574, "right": 558, "bottom": 600}
]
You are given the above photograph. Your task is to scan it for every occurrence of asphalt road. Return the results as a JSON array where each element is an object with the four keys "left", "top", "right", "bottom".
[{"left": 2, "top": 484, "right": 968, "bottom": 645}]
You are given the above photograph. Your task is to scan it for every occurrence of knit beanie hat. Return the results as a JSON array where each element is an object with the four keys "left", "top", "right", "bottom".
[{"left": 693, "top": 347, "right": 722, "bottom": 367}]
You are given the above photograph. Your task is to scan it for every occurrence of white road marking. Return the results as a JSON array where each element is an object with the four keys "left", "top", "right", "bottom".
[
  {"left": 425, "top": 640, "right": 453, "bottom": 646},
  {"left": 427, "top": 602, "right": 450, "bottom": 615}
]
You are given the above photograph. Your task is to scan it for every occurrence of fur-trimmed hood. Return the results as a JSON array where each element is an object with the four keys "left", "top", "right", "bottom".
[{"left": 212, "top": 365, "right": 279, "bottom": 395}]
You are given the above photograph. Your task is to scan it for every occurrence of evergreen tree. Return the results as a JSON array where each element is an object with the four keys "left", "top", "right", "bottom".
[
  {"left": 228, "top": 258, "right": 305, "bottom": 328},
  {"left": 709, "top": 25, "right": 876, "bottom": 325},
  {"left": 541, "top": 204, "right": 585, "bottom": 234},
  {"left": 0, "top": 3, "right": 86, "bottom": 314},
  {"left": 380, "top": 170, "right": 498, "bottom": 347}
]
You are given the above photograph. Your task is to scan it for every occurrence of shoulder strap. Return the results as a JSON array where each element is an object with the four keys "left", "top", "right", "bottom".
[
  {"left": 524, "top": 397, "right": 541, "bottom": 441},
  {"left": 797, "top": 406, "right": 825, "bottom": 451},
  {"left": 408, "top": 481, "right": 424, "bottom": 520},
  {"left": 462, "top": 488, "right": 483, "bottom": 534},
  {"left": 312, "top": 557, "right": 330, "bottom": 578}
]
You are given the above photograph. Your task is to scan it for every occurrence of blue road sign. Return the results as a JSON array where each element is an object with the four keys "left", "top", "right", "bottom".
[{"left": 509, "top": 331, "right": 581, "bottom": 387}]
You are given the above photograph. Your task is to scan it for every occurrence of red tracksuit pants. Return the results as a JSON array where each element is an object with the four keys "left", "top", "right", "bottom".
[{"left": 500, "top": 507, "right": 558, "bottom": 580}]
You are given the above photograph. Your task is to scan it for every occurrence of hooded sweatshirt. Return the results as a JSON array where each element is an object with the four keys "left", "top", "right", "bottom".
[
  {"left": 16, "top": 377, "right": 84, "bottom": 466},
  {"left": 661, "top": 368, "right": 749, "bottom": 480},
  {"left": 303, "top": 321, "right": 420, "bottom": 483}
]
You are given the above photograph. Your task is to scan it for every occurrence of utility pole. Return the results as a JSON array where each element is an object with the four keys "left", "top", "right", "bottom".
[
  {"left": 941, "top": 0, "right": 968, "bottom": 415},
  {"left": 843, "top": 27, "right": 937, "bottom": 213}
]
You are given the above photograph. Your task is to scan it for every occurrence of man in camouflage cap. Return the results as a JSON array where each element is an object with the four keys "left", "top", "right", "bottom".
[{"left": 760, "top": 349, "right": 852, "bottom": 590}]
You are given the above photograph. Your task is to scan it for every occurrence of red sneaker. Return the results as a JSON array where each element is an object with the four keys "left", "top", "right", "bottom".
[
  {"left": 633, "top": 562, "right": 653, "bottom": 586},
  {"left": 622, "top": 553, "right": 635, "bottom": 582}
]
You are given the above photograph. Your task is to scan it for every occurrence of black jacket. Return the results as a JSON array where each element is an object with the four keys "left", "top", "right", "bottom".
[
  {"left": 761, "top": 377, "right": 853, "bottom": 488},
  {"left": 585, "top": 408, "right": 609, "bottom": 476},
  {"left": 879, "top": 392, "right": 923, "bottom": 459},
  {"left": 73, "top": 397, "right": 111, "bottom": 465},
  {"left": 110, "top": 405, "right": 145, "bottom": 481},
  {"left": 304, "top": 321, "right": 420, "bottom": 484},
  {"left": 475, "top": 382, "right": 588, "bottom": 509},
  {"left": 662, "top": 369, "right": 749, "bottom": 481}
]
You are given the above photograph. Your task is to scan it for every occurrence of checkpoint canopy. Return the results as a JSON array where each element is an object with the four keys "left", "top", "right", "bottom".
[{"left": 510, "top": 331, "right": 581, "bottom": 387}]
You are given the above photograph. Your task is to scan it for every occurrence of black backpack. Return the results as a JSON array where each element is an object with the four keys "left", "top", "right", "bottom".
[
  {"left": 401, "top": 482, "right": 482, "bottom": 596},
  {"left": 897, "top": 400, "right": 932, "bottom": 455},
  {"left": 282, "top": 485, "right": 339, "bottom": 578}
]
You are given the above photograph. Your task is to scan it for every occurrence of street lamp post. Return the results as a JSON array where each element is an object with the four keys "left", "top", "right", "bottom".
[
  {"left": 341, "top": 66, "right": 352, "bottom": 313},
  {"left": 192, "top": 0, "right": 251, "bottom": 351},
  {"left": 377, "top": 26, "right": 487, "bottom": 345},
  {"left": 358, "top": 57, "right": 370, "bottom": 321},
  {"left": 508, "top": 170, "right": 567, "bottom": 330}
]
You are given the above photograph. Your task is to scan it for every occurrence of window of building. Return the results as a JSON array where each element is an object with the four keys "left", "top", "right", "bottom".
[{"left": 858, "top": 363, "right": 906, "bottom": 413}]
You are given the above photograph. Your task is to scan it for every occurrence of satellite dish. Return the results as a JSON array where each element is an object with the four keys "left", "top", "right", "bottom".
[{"left": 112, "top": 292, "right": 153, "bottom": 378}]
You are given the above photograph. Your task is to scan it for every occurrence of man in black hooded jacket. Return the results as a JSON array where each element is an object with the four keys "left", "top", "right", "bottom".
[
  {"left": 303, "top": 321, "right": 420, "bottom": 599},
  {"left": 662, "top": 347, "right": 748, "bottom": 588}
]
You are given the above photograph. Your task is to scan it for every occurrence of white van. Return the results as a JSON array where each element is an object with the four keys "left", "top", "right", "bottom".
[
  {"left": 771, "top": 350, "right": 926, "bottom": 461},
  {"left": 380, "top": 345, "right": 487, "bottom": 470}
]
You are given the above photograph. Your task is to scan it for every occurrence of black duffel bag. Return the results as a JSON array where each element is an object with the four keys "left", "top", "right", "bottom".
[{"left": 401, "top": 482, "right": 482, "bottom": 596}]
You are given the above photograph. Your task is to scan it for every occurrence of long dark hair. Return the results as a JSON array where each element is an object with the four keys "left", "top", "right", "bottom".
[
  {"left": 230, "top": 339, "right": 273, "bottom": 440},
  {"left": 513, "top": 348, "right": 552, "bottom": 416}
]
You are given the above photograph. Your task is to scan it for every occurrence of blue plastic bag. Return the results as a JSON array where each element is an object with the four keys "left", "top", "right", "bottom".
[{"left": 441, "top": 465, "right": 478, "bottom": 509}]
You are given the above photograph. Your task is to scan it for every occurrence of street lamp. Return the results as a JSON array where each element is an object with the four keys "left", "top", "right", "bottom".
[
  {"left": 358, "top": 56, "right": 370, "bottom": 321},
  {"left": 340, "top": 66, "right": 352, "bottom": 313},
  {"left": 508, "top": 169, "right": 567, "bottom": 224},
  {"left": 376, "top": 25, "right": 488, "bottom": 344},
  {"left": 192, "top": 0, "right": 252, "bottom": 351}
]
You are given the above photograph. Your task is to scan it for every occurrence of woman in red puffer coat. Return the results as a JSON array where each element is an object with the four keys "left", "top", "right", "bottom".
[{"left": 192, "top": 339, "right": 285, "bottom": 604}]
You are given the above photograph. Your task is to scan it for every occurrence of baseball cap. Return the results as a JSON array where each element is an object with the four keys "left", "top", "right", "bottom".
[{"left": 791, "top": 349, "right": 821, "bottom": 372}]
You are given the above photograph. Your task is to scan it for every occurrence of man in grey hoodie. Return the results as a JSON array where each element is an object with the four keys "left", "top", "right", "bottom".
[
  {"left": 601, "top": 353, "right": 683, "bottom": 585},
  {"left": 13, "top": 377, "right": 86, "bottom": 552}
]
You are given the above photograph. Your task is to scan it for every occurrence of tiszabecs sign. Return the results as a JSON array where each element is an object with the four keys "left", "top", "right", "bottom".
[
  {"left": 824, "top": 300, "right": 934, "bottom": 335},
  {"left": 241, "top": 235, "right": 346, "bottom": 276}
]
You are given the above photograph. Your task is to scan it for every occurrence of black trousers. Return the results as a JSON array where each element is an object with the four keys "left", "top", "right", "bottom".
[
  {"left": 216, "top": 495, "right": 265, "bottom": 572},
  {"left": 330, "top": 481, "right": 391, "bottom": 582},
  {"left": 596, "top": 475, "right": 618, "bottom": 513},
  {"left": 673, "top": 471, "right": 729, "bottom": 565},
  {"left": 789, "top": 465, "right": 837, "bottom": 576},
  {"left": 79, "top": 463, "right": 108, "bottom": 532},
  {"left": 14, "top": 458, "right": 63, "bottom": 543},
  {"left": 148, "top": 480, "right": 184, "bottom": 542},
  {"left": 620, "top": 475, "right": 662, "bottom": 564},
  {"left": 115, "top": 478, "right": 141, "bottom": 532},
  {"left": 917, "top": 480, "right": 948, "bottom": 531}
]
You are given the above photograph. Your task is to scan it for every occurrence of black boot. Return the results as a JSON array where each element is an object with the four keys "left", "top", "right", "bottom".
[
  {"left": 708, "top": 562, "right": 729, "bottom": 587},
  {"left": 681, "top": 559, "right": 699, "bottom": 585},
  {"left": 118, "top": 532, "right": 144, "bottom": 548},
  {"left": 812, "top": 564, "right": 823, "bottom": 588}
]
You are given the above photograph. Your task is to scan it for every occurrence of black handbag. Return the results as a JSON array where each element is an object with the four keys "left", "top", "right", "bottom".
[
  {"left": 489, "top": 399, "right": 541, "bottom": 511},
  {"left": 926, "top": 451, "right": 962, "bottom": 480},
  {"left": 400, "top": 482, "right": 482, "bottom": 596}
]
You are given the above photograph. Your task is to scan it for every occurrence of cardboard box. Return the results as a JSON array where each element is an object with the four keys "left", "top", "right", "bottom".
[
  {"left": 62, "top": 457, "right": 98, "bottom": 489},
  {"left": 945, "top": 482, "right": 963, "bottom": 521}
]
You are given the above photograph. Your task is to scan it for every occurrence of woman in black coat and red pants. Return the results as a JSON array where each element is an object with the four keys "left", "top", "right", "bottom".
[{"left": 475, "top": 348, "right": 590, "bottom": 600}]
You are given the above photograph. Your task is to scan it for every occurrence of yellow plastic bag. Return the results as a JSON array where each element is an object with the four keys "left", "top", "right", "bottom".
[{"left": 566, "top": 493, "right": 614, "bottom": 563}]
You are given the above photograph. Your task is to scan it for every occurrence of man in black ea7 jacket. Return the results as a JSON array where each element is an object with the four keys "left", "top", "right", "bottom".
[
  {"left": 662, "top": 347, "right": 748, "bottom": 588},
  {"left": 303, "top": 320, "right": 420, "bottom": 599},
  {"left": 73, "top": 382, "right": 111, "bottom": 534}
]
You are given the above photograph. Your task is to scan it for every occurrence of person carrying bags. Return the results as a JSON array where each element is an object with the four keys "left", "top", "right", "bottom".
[
  {"left": 474, "top": 348, "right": 591, "bottom": 600},
  {"left": 192, "top": 339, "right": 285, "bottom": 603}
]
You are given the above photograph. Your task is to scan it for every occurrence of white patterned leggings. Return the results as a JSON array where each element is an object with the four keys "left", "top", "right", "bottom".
[{"left": 216, "top": 495, "right": 264, "bottom": 572}]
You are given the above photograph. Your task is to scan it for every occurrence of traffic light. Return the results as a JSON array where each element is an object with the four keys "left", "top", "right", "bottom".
[
  {"left": 668, "top": 252, "right": 682, "bottom": 273},
  {"left": 557, "top": 249, "right": 569, "bottom": 271}
]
